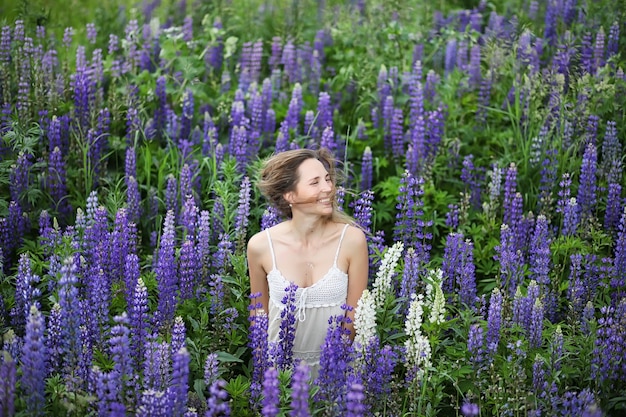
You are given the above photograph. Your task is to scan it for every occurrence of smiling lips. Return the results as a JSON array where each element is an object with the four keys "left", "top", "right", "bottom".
[{"left": 318, "top": 198, "right": 331, "bottom": 204}]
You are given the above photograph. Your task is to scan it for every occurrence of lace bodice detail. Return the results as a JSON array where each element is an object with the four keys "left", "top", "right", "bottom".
[{"left": 266, "top": 224, "right": 349, "bottom": 320}]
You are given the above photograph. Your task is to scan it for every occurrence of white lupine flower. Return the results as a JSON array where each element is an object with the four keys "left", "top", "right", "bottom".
[
  {"left": 427, "top": 269, "right": 446, "bottom": 325},
  {"left": 372, "top": 242, "right": 404, "bottom": 309},
  {"left": 404, "top": 293, "right": 431, "bottom": 378},
  {"left": 354, "top": 289, "right": 377, "bottom": 349}
]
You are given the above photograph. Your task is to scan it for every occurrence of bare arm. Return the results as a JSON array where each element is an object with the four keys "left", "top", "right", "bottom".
[
  {"left": 247, "top": 233, "right": 269, "bottom": 317},
  {"left": 344, "top": 226, "right": 369, "bottom": 340}
]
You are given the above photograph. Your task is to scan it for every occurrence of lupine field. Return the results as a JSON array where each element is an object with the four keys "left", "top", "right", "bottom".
[{"left": 0, "top": 0, "right": 625, "bottom": 415}]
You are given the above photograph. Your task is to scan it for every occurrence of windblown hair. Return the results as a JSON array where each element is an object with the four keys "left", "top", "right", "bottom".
[{"left": 257, "top": 147, "right": 354, "bottom": 224}]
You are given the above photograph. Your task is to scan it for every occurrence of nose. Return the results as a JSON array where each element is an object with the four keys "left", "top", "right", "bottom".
[{"left": 321, "top": 182, "right": 332, "bottom": 192}]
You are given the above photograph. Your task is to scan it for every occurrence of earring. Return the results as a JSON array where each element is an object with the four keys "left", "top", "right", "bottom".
[{"left": 289, "top": 203, "right": 293, "bottom": 208}]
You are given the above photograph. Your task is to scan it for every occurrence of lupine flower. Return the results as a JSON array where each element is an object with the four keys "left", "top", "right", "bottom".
[
  {"left": 486, "top": 288, "right": 503, "bottom": 360},
  {"left": 46, "top": 303, "right": 63, "bottom": 373},
  {"left": 371, "top": 242, "right": 404, "bottom": 309},
  {"left": 315, "top": 311, "right": 354, "bottom": 409},
  {"left": 476, "top": 69, "right": 493, "bottom": 123},
  {"left": 580, "top": 301, "right": 595, "bottom": 336},
  {"left": 494, "top": 224, "right": 524, "bottom": 295},
  {"left": 10, "top": 152, "right": 32, "bottom": 208},
  {"left": 577, "top": 143, "right": 598, "bottom": 223},
  {"left": 262, "top": 367, "right": 280, "bottom": 417},
  {"left": 590, "top": 300, "right": 626, "bottom": 385},
  {"left": 593, "top": 27, "right": 606, "bottom": 72},
  {"left": 274, "top": 282, "right": 298, "bottom": 371},
  {"left": 353, "top": 289, "right": 377, "bottom": 349},
  {"left": 351, "top": 190, "right": 374, "bottom": 234},
  {"left": 444, "top": 39, "right": 457, "bottom": 76},
  {"left": 204, "top": 352, "right": 219, "bottom": 387},
  {"left": 282, "top": 39, "right": 299, "bottom": 84},
  {"left": 404, "top": 293, "right": 431, "bottom": 382},
  {"left": 261, "top": 206, "right": 282, "bottom": 230},
  {"left": 425, "top": 269, "right": 446, "bottom": 325},
  {"left": 130, "top": 276, "right": 150, "bottom": 365},
  {"left": 213, "top": 233, "right": 233, "bottom": 277},
  {"left": 360, "top": 147, "right": 373, "bottom": 191},
  {"left": 58, "top": 257, "right": 84, "bottom": 374},
  {"left": 467, "top": 323, "right": 485, "bottom": 369},
  {"left": 235, "top": 176, "right": 252, "bottom": 241},
  {"left": 20, "top": 305, "right": 47, "bottom": 417},
  {"left": 461, "top": 400, "right": 480, "bottom": 417},
  {"left": 155, "top": 210, "right": 178, "bottom": 326},
  {"left": 206, "top": 379, "right": 231, "bottom": 416},
  {"left": 144, "top": 338, "right": 171, "bottom": 391},
  {"left": 248, "top": 303, "right": 269, "bottom": 407},
  {"left": 179, "top": 238, "right": 199, "bottom": 301},
  {"left": 550, "top": 325, "right": 564, "bottom": 372},
  {"left": 529, "top": 298, "right": 544, "bottom": 349},
  {"left": 394, "top": 171, "right": 432, "bottom": 257},
  {"left": 316, "top": 91, "right": 333, "bottom": 136},
  {"left": 96, "top": 369, "right": 124, "bottom": 417},
  {"left": 289, "top": 361, "right": 310, "bottom": 417},
  {"left": 530, "top": 214, "right": 551, "bottom": 285},
  {"left": 562, "top": 197, "right": 580, "bottom": 236},
  {"left": 345, "top": 382, "right": 365, "bottom": 417},
  {"left": 48, "top": 146, "right": 71, "bottom": 219},
  {"left": 169, "top": 347, "right": 190, "bottom": 416},
  {"left": 109, "top": 313, "right": 134, "bottom": 403},
  {"left": 356, "top": 337, "right": 397, "bottom": 411},
  {"left": 137, "top": 389, "right": 169, "bottom": 417},
  {"left": 398, "top": 247, "right": 422, "bottom": 313},
  {"left": 390, "top": 107, "right": 405, "bottom": 162},
  {"left": 10, "top": 253, "right": 41, "bottom": 332},
  {"left": 442, "top": 233, "right": 477, "bottom": 307},
  {"left": 109, "top": 208, "right": 137, "bottom": 283},
  {"left": 320, "top": 126, "right": 337, "bottom": 154},
  {"left": 165, "top": 174, "right": 179, "bottom": 215},
  {"left": 0, "top": 353, "right": 17, "bottom": 417},
  {"left": 556, "top": 389, "right": 603, "bottom": 416}
]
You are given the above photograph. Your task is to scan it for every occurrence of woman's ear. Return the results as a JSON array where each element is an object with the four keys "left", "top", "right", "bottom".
[{"left": 283, "top": 191, "right": 295, "bottom": 205}]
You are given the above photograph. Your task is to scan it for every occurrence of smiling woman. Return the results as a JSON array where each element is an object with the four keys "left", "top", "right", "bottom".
[{"left": 247, "top": 147, "right": 369, "bottom": 374}]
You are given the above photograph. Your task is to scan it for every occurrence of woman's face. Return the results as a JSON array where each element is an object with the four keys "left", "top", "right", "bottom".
[{"left": 287, "top": 158, "right": 334, "bottom": 213}]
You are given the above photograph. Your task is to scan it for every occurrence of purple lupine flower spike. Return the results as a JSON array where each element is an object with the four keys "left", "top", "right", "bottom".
[
  {"left": 262, "top": 367, "right": 280, "bottom": 417},
  {"left": 577, "top": 143, "right": 598, "bottom": 223},
  {"left": 290, "top": 361, "right": 311, "bottom": 417},
  {"left": 248, "top": 295, "right": 269, "bottom": 407},
  {"left": 206, "top": 379, "right": 231, "bottom": 416},
  {"left": 360, "top": 147, "right": 373, "bottom": 192},
  {"left": 485, "top": 288, "right": 503, "bottom": 361},
  {"left": 10, "top": 254, "right": 41, "bottom": 332},
  {"left": 129, "top": 276, "right": 150, "bottom": 365},
  {"left": 276, "top": 282, "right": 298, "bottom": 371},
  {"left": 0, "top": 354, "right": 17, "bottom": 417},
  {"left": 20, "top": 305, "right": 47, "bottom": 416},
  {"left": 170, "top": 347, "right": 190, "bottom": 416},
  {"left": 155, "top": 210, "right": 178, "bottom": 327},
  {"left": 109, "top": 313, "right": 134, "bottom": 404},
  {"left": 346, "top": 382, "right": 366, "bottom": 417}
]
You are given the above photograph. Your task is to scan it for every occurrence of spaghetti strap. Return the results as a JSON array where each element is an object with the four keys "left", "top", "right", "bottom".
[
  {"left": 333, "top": 224, "right": 350, "bottom": 266},
  {"left": 265, "top": 229, "right": 277, "bottom": 270}
]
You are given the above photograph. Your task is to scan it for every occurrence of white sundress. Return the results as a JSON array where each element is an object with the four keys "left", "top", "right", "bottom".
[{"left": 265, "top": 224, "right": 350, "bottom": 373}]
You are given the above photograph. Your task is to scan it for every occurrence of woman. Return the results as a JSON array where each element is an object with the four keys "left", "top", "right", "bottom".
[{"left": 247, "top": 147, "right": 368, "bottom": 370}]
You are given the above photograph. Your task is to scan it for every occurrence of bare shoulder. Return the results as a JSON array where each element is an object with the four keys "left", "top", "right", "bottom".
[
  {"left": 247, "top": 229, "right": 268, "bottom": 255},
  {"left": 343, "top": 224, "right": 367, "bottom": 249},
  {"left": 247, "top": 223, "right": 284, "bottom": 255}
]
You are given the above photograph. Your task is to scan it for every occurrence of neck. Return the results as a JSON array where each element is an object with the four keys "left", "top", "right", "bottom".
[{"left": 288, "top": 214, "right": 330, "bottom": 246}]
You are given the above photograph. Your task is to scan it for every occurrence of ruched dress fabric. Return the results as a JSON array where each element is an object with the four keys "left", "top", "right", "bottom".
[{"left": 265, "top": 224, "right": 350, "bottom": 374}]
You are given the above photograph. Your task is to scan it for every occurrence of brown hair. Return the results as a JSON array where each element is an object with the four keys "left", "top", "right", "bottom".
[{"left": 257, "top": 147, "right": 354, "bottom": 224}]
